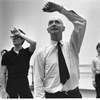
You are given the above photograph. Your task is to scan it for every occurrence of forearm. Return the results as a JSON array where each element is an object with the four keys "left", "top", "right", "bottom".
[
  {"left": 1, "top": 74, "right": 6, "bottom": 91},
  {"left": 59, "top": 6, "right": 86, "bottom": 23},
  {"left": 60, "top": 7, "right": 87, "bottom": 53},
  {"left": 19, "top": 33, "right": 36, "bottom": 52},
  {"left": 19, "top": 33, "right": 36, "bottom": 46}
]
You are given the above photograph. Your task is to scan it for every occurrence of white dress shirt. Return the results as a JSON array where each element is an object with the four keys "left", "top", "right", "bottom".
[
  {"left": 91, "top": 56, "right": 100, "bottom": 82},
  {"left": 33, "top": 7, "right": 86, "bottom": 98}
]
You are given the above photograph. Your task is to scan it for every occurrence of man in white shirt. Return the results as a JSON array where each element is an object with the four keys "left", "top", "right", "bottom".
[
  {"left": 91, "top": 42, "right": 100, "bottom": 98},
  {"left": 33, "top": 2, "right": 86, "bottom": 98}
]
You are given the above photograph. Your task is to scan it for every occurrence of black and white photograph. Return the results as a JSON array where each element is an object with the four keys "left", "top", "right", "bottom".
[{"left": 0, "top": 0, "right": 100, "bottom": 98}]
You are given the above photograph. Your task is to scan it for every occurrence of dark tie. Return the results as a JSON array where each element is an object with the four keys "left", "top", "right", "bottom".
[{"left": 57, "top": 42, "right": 70, "bottom": 84}]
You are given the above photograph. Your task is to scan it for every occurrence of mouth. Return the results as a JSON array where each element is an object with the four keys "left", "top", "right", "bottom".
[{"left": 51, "top": 26, "right": 58, "bottom": 31}]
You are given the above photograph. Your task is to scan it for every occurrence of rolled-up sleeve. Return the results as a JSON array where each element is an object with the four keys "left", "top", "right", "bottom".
[{"left": 60, "top": 8, "right": 87, "bottom": 54}]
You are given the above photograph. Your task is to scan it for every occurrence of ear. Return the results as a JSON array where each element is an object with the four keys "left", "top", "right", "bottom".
[
  {"left": 47, "top": 28, "right": 50, "bottom": 33},
  {"left": 62, "top": 26, "right": 65, "bottom": 32}
]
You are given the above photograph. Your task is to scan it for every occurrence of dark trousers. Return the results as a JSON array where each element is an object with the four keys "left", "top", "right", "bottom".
[
  {"left": 6, "top": 76, "right": 33, "bottom": 98},
  {"left": 95, "top": 74, "right": 100, "bottom": 98},
  {"left": 45, "top": 87, "right": 82, "bottom": 98}
]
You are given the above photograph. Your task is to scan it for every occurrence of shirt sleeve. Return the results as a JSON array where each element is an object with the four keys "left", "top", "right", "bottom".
[
  {"left": 33, "top": 51, "right": 45, "bottom": 98},
  {"left": 1, "top": 53, "right": 8, "bottom": 66},
  {"left": 25, "top": 47, "right": 33, "bottom": 57},
  {"left": 91, "top": 58, "right": 96, "bottom": 82},
  {"left": 60, "top": 8, "right": 87, "bottom": 54}
]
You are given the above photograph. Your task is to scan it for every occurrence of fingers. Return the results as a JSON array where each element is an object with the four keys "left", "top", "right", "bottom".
[
  {"left": 42, "top": 2, "right": 54, "bottom": 12},
  {"left": 10, "top": 27, "right": 18, "bottom": 34},
  {"left": 42, "top": 2, "right": 50, "bottom": 12},
  {"left": 14, "top": 27, "right": 17, "bottom": 31}
]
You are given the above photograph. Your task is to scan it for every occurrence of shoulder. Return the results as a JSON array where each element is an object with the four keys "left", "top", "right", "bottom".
[
  {"left": 35, "top": 45, "right": 51, "bottom": 58},
  {"left": 2, "top": 49, "right": 11, "bottom": 57}
]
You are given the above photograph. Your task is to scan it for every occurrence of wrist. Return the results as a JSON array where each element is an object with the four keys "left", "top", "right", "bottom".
[{"left": 58, "top": 5, "right": 63, "bottom": 12}]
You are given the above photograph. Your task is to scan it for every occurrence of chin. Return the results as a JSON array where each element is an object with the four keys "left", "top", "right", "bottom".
[{"left": 51, "top": 31, "right": 59, "bottom": 34}]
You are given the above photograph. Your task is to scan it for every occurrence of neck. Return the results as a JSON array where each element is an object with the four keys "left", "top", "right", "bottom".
[
  {"left": 14, "top": 45, "right": 22, "bottom": 52},
  {"left": 50, "top": 33, "right": 62, "bottom": 42}
]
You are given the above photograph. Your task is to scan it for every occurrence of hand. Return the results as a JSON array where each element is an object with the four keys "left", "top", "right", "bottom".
[
  {"left": 42, "top": 2, "right": 62, "bottom": 12},
  {"left": 11, "top": 27, "right": 21, "bottom": 36},
  {"left": 92, "top": 81, "right": 96, "bottom": 88},
  {"left": 1, "top": 90, "right": 9, "bottom": 98}
]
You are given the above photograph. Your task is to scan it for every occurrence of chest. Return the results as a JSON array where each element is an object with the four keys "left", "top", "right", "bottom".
[{"left": 7, "top": 50, "right": 30, "bottom": 66}]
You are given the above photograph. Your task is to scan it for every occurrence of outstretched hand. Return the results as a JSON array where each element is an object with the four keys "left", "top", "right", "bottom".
[{"left": 42, "top": 2, "right": 62, "bottom": 12}]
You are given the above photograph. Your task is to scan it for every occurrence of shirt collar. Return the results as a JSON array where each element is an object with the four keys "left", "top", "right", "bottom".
[
  {"left": 11, "top": 47, "right": 24, "bottom": 53},
  {"left": 50, "top": 40, "right": 63, "bottom": 46}
]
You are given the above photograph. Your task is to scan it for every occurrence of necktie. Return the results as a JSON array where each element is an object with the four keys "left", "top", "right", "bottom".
[{"left": 57, "top": 42, "right": 70, "bottom": 84}]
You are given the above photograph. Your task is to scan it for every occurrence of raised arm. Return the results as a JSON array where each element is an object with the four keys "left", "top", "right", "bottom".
[
  {"left": 12, "top": 28, "right": 36, "bottom": 53},
  {"left": 43, "top": 2, "right": 87, "bottom": 54},
  {"left": 60, "top": 8, "right": 87, "bottom": 54}
]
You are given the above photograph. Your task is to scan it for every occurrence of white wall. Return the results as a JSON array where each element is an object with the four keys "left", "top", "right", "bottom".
[{"left": 0, "top": 0, "right": 100, "bottom": 65}]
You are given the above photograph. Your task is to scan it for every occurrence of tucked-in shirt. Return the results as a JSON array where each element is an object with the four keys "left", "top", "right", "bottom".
[
  {"left": 1, "top": 47, "right": 33, "bottom": 78},
  {"left": 33, "top": 8, "right": 86, "bottom": 98},
  {"left": 91, "top": 56, "right": 100, "bottom": 81}
]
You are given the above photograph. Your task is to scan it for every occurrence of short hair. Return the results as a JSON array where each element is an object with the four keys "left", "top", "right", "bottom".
[{"left": 96, "top": 42, "right": 100, "bottom": 50}]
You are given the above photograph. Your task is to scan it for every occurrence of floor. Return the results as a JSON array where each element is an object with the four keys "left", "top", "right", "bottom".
[{"left": 80, "top": 89, "right": 96, "bottom": 98}]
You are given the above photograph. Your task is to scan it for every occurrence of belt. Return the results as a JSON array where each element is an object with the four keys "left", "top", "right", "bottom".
[
  {"left": 63, "top": 87, "right": 79, "bottom": 95},
  {"left": 46, "top": 86, "right": 79, "bottom": 95}
]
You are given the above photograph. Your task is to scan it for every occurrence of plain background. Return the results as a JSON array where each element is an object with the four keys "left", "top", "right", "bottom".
[{"left": 0, "top": 0, "right": 100, "bottom": 65}]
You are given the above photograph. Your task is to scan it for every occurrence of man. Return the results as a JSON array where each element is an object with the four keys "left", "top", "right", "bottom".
[
  {"left": 33, "top": 2, "right": 86, "bottom": 98},
  {"left": 91, "top": 42, "right": 100, "bottom": 98},
  {"left": 1, "top": 27, "right": 36, "bottom": 98}
]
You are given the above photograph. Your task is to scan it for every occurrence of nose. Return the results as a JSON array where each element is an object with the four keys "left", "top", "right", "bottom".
[
  {"left": 52, "top": 21, "right": 56, "bottom": 25},
  {"left": 51, "top": 21, "right": 57, "bottom": 27}
]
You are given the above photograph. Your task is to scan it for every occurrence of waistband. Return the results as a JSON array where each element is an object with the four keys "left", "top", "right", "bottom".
[{"left": 46, "top": 86, "right": 79, "bottom": 95}]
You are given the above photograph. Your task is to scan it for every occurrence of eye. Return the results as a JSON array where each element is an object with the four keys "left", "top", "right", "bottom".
[
  {"left": 55, "top": 20, "right": 61, "bottom": 24},
  {"left": 48, "top": 21, "right": 53, "bottom": 25}
]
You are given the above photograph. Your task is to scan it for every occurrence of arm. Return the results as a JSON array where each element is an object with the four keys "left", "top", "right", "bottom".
[
  {"left": 60, "top": 8, "right": 86, "bottom": 54},
  {"left": 33, "top": 52, "right": 45, "bottom": 98},
  {"left": 1, "top": 65, "right": 7, "bottom": 91},
  {"left": 12, "top": 28, "right": 36, "bottom": 53},
  {"left": 43, "top": 2, "right": 87, "bottom": 54},
  {"left": 0, "top": 65, "right": 9, "bottom": 98},
  {"left": 91, "top": 59, "right": 96, "bottom": 88}
]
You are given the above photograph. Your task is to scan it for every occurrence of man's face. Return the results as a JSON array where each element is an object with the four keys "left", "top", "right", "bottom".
[
  {"left": 10, "top": 33, "right": 23, "bottom": 45},
  {"left": 47, "top": 18, "right": 65, "bottom": 34}
]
